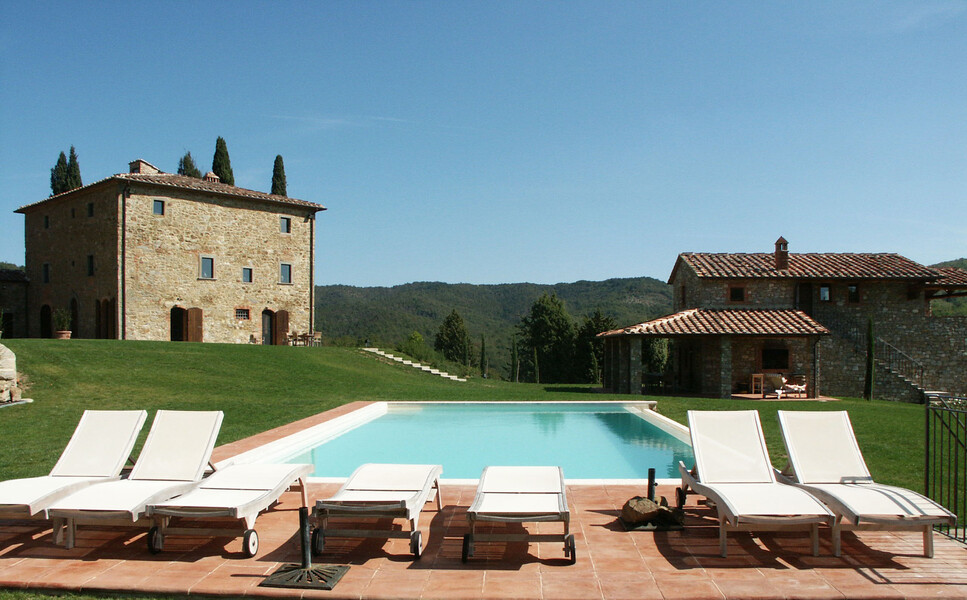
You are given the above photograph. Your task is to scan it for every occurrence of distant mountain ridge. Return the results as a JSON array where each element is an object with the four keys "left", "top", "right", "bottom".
[{"left": 314, "top": 276, "right": 673, "bottom": 375}]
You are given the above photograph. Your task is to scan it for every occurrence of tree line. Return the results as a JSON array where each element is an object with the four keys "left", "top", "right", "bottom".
[{"left": 49, "top": 138, "right": 289, "bottom": 197}]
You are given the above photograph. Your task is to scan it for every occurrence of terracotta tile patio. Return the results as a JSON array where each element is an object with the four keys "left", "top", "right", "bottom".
[{"left": 1, "top": 404, "right": 965, "bottom": 599}]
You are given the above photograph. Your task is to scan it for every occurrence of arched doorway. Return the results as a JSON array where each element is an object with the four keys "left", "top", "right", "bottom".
[
  {"left": 261, "top": 309, "right": 274, "bottom": 345},
  {"left": 171, "top": 306, "right": 203, "bottom": 342},
  {"left": 261, "top": 309, "right": 289, "bottom": 345},
  {"left": 40, "top": 305, "right": 52, "bottom": 338}
]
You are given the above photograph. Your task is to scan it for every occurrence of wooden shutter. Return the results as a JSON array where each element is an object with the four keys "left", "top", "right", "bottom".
[
  {"left": 187, "top": 308, "right": 204, "bottom": 343},
  {"left": 273, "top": 310, "right": 289, "bottom": 346}
]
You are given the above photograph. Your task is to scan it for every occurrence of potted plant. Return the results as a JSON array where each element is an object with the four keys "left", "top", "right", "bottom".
[{"left": 53, "top": 308, "right": 72, "bottom": 339}]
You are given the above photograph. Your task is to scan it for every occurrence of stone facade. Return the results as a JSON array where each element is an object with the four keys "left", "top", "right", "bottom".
[
  {"left": 16, "top": 160, "right": 324, "bottom": 344},
  {"left": 0, "top": 271, "right": 28, "bottom": 338}
]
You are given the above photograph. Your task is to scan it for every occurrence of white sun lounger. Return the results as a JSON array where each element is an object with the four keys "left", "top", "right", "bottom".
[
  {"left": 48, "top": 410, "right": 224, "bottom": 549},
  {"left": 678, "top": 410, "right": 833, "bottom": 557},
  {"left": 0, "top": 410, "right": 147, "bottom": 520},
  {"left": 145, "top": 462, "right": 313, "bottom": 557},
  {"left": 777, "top": 410, "right": 956, "bottom": 557},
  {"left": 311, "top": 463, "right": 442, "bottom": 559},
  {"left": 462, "top": 466, "right": 575, "bottom": 564}
]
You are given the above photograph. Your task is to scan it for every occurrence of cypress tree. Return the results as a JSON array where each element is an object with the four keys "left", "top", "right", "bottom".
[
  {"left": 510, "top": 336, "right": 519, "bottom": 383},
  {"left": 480, "top": 335, "right": 488, "bottom": 378},
  {"left": 65, "top": 146, "right": 82, "bottom": 190},
  {"left": 271, "top": 155, "right": 287, "bottom": 196},
  {"left": 50, "top": 151, "right": 68, "bottom": 195},
  {"left": 211, "top": 137, "right": 234, "bottom": 185},
  {"left": 177, "top": 151, "right": 202, "bottom": 178}
]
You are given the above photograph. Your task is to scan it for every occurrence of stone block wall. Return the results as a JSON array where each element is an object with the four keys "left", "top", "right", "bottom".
[
  {"left": 0, "top": 279, "right": 27, "bottom": 338},
  {"left": 23, "top": 184, "right": 121, "bottom": 338},
  {"left": 122, "top": 185, "right": 314, "bottom": 343}
]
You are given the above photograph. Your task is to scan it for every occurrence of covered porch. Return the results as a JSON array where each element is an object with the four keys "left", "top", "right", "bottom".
[{"left": 599, "top": 309, "right": 830, "bottom": 399}]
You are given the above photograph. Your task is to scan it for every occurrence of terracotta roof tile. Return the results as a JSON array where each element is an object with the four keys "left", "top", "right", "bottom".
[
  {"left": 17, "top": 171, "right": 325, "bottom": 213},
  {"left": 678, "top": 252, "right": 938, "bottom": 281},
  {"left": 931, "top": 267, "right": 967, "bottom": 288},
  {"left": 599, "top": 309, "right": 830, "bottom": 337}
]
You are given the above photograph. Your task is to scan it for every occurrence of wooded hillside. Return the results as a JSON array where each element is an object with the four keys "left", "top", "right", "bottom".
[{"left": 314, "top": 276, "right": 673, "bottom": 376}]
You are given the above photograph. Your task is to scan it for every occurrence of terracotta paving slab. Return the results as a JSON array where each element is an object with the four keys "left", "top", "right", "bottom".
[{"left": 1, "top": 403, "right": 965, "bottom": 599}]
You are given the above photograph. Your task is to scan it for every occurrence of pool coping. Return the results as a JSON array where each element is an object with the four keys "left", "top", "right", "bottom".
[{"left": 215, "top": 400, "right": 691, "bottom": 486}]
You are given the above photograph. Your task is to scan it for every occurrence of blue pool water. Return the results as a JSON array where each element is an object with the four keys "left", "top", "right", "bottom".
[{"left": 285, "top": 403, "right": 693, "bottom": 479}]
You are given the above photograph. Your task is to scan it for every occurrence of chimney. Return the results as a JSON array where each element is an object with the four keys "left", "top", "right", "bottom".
[
  {"left": 128, "top": 159, "right": 161, "bottom": 174},
  {"left": 774, "top": 236, "right": 789, "bottom": 270},
  {"left": 203, "top": 171, "right": 221, "bottom": 183}
]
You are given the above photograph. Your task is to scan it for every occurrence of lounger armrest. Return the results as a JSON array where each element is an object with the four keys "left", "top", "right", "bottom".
[
  {"left": 678, "top": 461, "right": 698, "bottom": 487},
  {"left": 315, "top": 500, "right": 407, "bottom": 512}
]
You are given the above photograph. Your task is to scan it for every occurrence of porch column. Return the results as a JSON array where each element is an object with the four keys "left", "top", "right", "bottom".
[
  {"left": 719, "top": 335, "right": 732, "bottom": 399},
  {"left": 617, "top": 338, "right": 630, "bottom": 394},
  {"left": 629, "top": 337, "right": 642, "bottom": 395},
  {"left": 812, "top": 336, "right": 821, "bottom": 399}
]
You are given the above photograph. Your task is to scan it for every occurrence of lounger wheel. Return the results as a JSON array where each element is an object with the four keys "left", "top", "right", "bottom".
[
  {"left": 410, "top": 530, "right": 422, "bottom": 559},
  {"left": 310, "top": 527, "right": 325, "bottom": 556},
  {"left": 564, "top": 534, "right": 576, "bottom": 565},
  {"left": 243, "top": 529, "right": 259, "bottom": 558},
  {"left": 147, "top": 526, "right": 164, "bottom": 554},
  {"left": 461, "top": 534, "right": 472, "bottom": 563},
  {"left": 676, "top": 487, "right": 686, "bottom": 509}
]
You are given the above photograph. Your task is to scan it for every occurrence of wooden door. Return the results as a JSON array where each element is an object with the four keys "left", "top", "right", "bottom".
[
  {"left": 273, "top": 310, "right": 289, "bottom": 346},
  {"left": 187, "top": 308, "right": 204, "bottom": 343}
]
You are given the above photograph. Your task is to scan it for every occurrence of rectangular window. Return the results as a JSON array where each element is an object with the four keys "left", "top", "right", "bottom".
[
  {"left": 762, "top": 348, "right": 790, "bottom": 371},
  {"left": 242, "top": 267, "right": 253, "bottom": 283},
  {"left": 280, "top": 217, "right": 292, "bottom": 233},
  {"left": 71, "top": 208, "right": 76, "bottom": 218},
  {"left": 679, "top": 285, "right": 687, "bottom": 309},
  {"left": 42, "top": 263, "right": 50, "bottom": 283},
  {"left": 86, "top": 255, "right": 94, "bottom": 276},
  {"left": 153, "top": 200, "right": 165, "bottom": 215},
  {"left": 847, "top": 284, "right": 860, "bottom": 304},
  {"left": 44, "top": 215, "right": 50, "bottom": 229},
  {"left": 87, "top": 202, "right": 94, "bottom": 217},
  {"left": 819, "top": 285, "right": 831, "bottom": 302},
  {"left": 200, "top": 256, "right": 215, "bottom": 279},
  {"left": 235, "top": 308, "right": 250, "bottom": 320},
  {"left": 728, "top": 286, "right": 746, "bottom": 303},
  {"left": 280, "top": 263, "right": 292, "bottom": 284}
]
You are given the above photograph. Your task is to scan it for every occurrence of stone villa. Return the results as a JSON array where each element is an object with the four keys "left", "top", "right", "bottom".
[
  {"left": 13, "top": 159, "right": 325, "bottom": 344},
  {"left": 600, "top": 238, "right": 967, "bottom": 401}
]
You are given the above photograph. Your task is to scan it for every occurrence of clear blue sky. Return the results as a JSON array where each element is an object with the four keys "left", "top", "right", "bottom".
[{"left": 1, "top": 1, "right": 965, "bottom": 286}]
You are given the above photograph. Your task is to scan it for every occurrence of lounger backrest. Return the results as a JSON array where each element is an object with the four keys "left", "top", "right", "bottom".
[
  {"left": 479, "top": 466, "right": 564, "bottom": 493},
  {"left": 49, "top": 410, "right": 148, "bottom": 478},
  {"left": 688, "top": 410, "right": 775, "bottom": 484},
  {"left": 129, "top": 410, "right": 224, "bottom": 482},
  {"left": 345, "top": 464, "right": 441, "bottom": 493},
  {"left": 777, "top": 411, "right": 872, "bottom": 484}
]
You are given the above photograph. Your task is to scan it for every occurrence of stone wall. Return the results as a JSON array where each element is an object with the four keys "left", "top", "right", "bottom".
[
  {"left": 0, "top": 278, "right": 27, "bottom": 338},
  {"left": 122, "top": 184, "right": 315, "bottom": 343},
  {"left": 22, "top": 184, "right": 121, "bottom": 338}
]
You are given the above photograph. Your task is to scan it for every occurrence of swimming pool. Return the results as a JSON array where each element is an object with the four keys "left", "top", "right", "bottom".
[{"left": 239, "top": 402, "right": 693, "bottom": 482}]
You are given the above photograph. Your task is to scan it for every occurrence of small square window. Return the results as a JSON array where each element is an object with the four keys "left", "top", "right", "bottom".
[
  {"left": 280, "top": 217, "right": 292, "bottom": 233},
  {"left": 819, "top": 285, "right": 831, "bottom": 302},
  {"left": 235, "top": 308, "right": 250, "bottom": 320},
  {"left": 729, "top": 286, "right": 746, "bottom": 303},
  {"left": 86, "top": 255, "right": 94, "bottom": 276},
  {"left": 153, "top": 200, "right": 165, "bottom": 215},
  {"left": 242, "top": 267, "right": 253, "bottom": 283},
  {"left": 847, "top": 284, "right": 860, "bottom": 304},
  {"left": 280, "top": 263, "right": 292, "bottom": 284},
  {"left": 42, "top": 263, "right": 50, "bottom": 283},
  {"left": 200, "top": 256, "right": 215, "bottom": 279},
  {"left": 87, "top": 202, "right": 94, "bottom": 217}
]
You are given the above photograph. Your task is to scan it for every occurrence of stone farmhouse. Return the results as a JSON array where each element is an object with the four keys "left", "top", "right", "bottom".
[
  {"left": 600, "top": 238, "right": 967, "bottom": 402},
  {"left": 14, "top": 159, "right": 325, "bottom": 344}
]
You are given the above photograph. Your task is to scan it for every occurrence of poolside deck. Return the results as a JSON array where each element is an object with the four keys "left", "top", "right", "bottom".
[{"left": 1, "top": 404, "right": 964, "bottom": 599}]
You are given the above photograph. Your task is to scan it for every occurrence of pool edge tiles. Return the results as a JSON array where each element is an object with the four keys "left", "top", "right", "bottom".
[{"left": 238, "top": 401, "right": 692, "bottom": 485}]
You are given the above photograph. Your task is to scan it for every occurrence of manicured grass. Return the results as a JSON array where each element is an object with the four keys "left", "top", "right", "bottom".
[{"left": 1, "top": 339, "right": 927, "bottom": 492}]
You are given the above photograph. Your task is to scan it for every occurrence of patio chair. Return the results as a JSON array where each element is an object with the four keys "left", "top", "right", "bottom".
[
  {"left": 311, "top": 463, "right": 442, "bottom": 559},
  {"left": 0, "top": 410, "right": 147, "bottom": 520},
  {"left": 462, "top": 466, "right": 575, "bottom": 564},
  {"left": 777, "top": 410, "right": 956, "bottom": 557},
  {"left": 47, "top": 410, "right": 224, "bottom": 549},
  {"left": 677, "top": 410, "right": 833, "bottom": 557},
  {"left": 146, "top": 462, "right": 313, "bottom": 557}
]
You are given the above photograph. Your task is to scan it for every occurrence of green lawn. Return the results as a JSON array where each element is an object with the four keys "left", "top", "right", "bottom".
[
  {"left": 0, "top": 339, "right": 936, "bottom": 600},
  {"left": 1, "top": 339, "right": 926, "bottom": 491}
]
